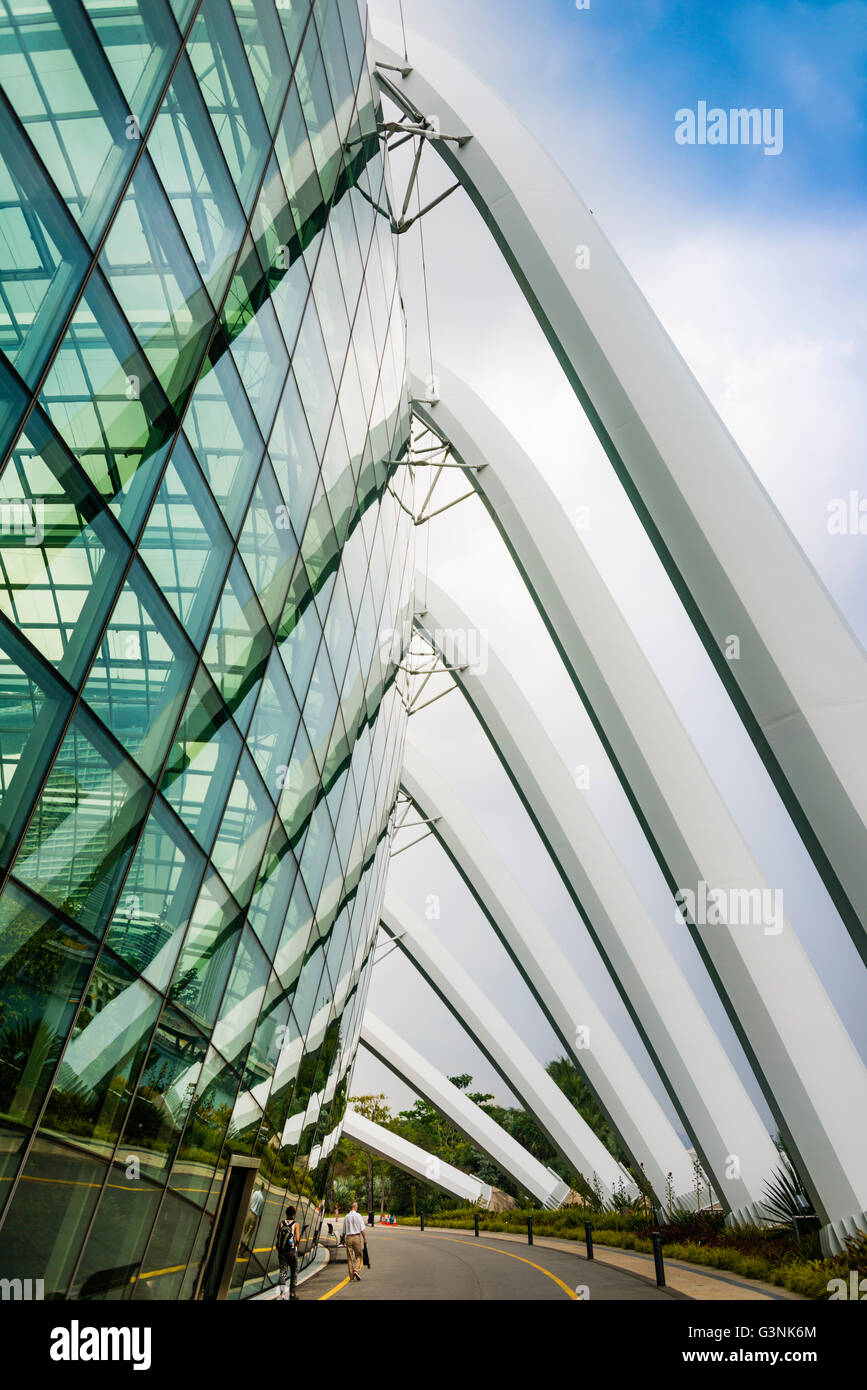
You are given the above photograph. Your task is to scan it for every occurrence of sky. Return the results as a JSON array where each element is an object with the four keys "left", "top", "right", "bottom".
[{"left": 351, "top": 0, "right": 867, "bottom": 1145}]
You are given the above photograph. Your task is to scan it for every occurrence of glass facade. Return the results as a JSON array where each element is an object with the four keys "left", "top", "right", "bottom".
[{"left": 0, "top": 0, "right": 412, "bottom": 1299}]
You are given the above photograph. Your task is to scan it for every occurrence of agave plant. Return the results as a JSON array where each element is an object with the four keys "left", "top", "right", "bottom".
[{"left": 761, "top": 1151, "right": 815, "bottom": 1225}]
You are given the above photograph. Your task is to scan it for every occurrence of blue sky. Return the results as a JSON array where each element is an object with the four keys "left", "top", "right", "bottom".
[{"left": 433, "top": 0, "right": 867, "bottom": 215}]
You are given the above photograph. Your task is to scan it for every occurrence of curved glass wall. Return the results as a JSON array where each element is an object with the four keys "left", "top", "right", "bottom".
[{"left": 0, "top": 0, "right": 412, "bottom": 1300}]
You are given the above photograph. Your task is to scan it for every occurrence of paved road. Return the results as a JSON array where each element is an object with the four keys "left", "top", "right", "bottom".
[{"left": 309, "top": 1227, "right": 678, "bottom": 1301}]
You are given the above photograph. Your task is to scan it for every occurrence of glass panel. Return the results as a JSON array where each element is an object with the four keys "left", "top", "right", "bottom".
[
  {"left": 137, "top": 433, "right": 233, "bottom": 649},
  {"left": 323, "top": 569, "right": 353, "bottom": 692},
  {"left": 0, "top": 3, "right": 137, "bottom": 245},
  {"left": 273, "top": 873, "right": 313, "bottom": 992},
  {"left": 269, "top": 223, "right": 310, "bottom": 356},
  {"left": 228, "top": 293, "right": 288, "bottom": 440},
  {"left": 11, "top": 704, "right": 151, "bottom": 940},
  {"left": 81, "top": 0, "right": 181, "bottom": 130},
  {"left": 0, "top": 881, "right": 97, "bottom": 1133},
  {"left": 301, "top": 646, "right": 339, "bottom": 760},
  {"left": 210, "top": 750, "right": 275, "bottom": 909},
  {"left": 168, "top": 0, "right": 197, "bottom": 29},
  {"left": 129, "top": 1182, "right": 204, "bottom": 1300},
  {"left": 274, "top": 82, "right": 323, "bottom": 241},
  {"left": 100, "top": 155, "right": 215, "bottom": 412},
  {"left": 269, "top": 370, "right": 319, "bottom": 542},
  {"left": 203, "top": 556, "right": 272, "bottom": 736},
  {"left": 0, "top": 1135, "right": 105, "bottom": 1299},
  {"left": 295, "top": 21, "right": 339, "bottom": 206},
  {"left": 0, "top": 93, "right": 90, "bottom": 387},
  {"left": 70, "top": 1149, "right": 167, "bottom": 1300},
  {"left": 237, "top": 458, "right": 298, "bottom": 631},
  {"left": 317, "top": 0, "right": 356, "bottom": 147},
  {"left": 321, "top": 417, "right": 354, "bottom": 551},
  {"left": 146, "top": 54, "right": 248, "bottom": 311},
  {"left": 160, "top": 665, "right": 242, "bottom": 853},
  {"left": 311, "top": 226, "right": 351, "bottom": 383},
  {"left": 104, "top": 797, "right": 206, "bottom": 991},
  {"left": 211, "top": 924, "right": 270, "bottom": 1078},
  {"left": 292, "top": 309, "right": 334, "bottom": 457},
  {"left": 298, "top": 795, "right": 334, "bottom": 906},
  {"left": 166, "top": 1044, "right": 242, "bottom": 1207},
  {"left": 0, "top": 406, "right": 131, "bottom": 686},
  {"left": 246, "top": 647, "right": 300, "bottom": 799},
  {"left": 185, "top": 0, "right": 270, "bottom": 215},
  {"left": 0, "top": 616, "right": 74, "bottom": 872},
  {"left": 336, "top": 0, "right": 365, "bottom": 85},
  {"left": 277, "top": 714, "right": 318, "bottom": 845},
  {"left": 228, "top": 0, "right": 291, "bottom": 134},
  {"left": 122, "top": 1004, "right": 208, "bottom": 1185},
  {"left": 38, "top": 268, "right": 176, "bottom": 541},
  {"left": 330, "top": 198, "right": 364, "bottom": 346},
  {"left": 169, "top": 870, "right": 243, "bottom": 1030},
  {"left": 42, "top": 948, "right": 161, "bottom": 1156},
  {"left": 275, "top": 0, "right": 311, "bottom": 67},
  {"left": 81, "top": 557, "right": 197, "bottom": 780},
  {"left": 181, "top": 349, "right": 263, "bottom": 535},
  {"left": 246, "top": 817, "right": 297, "bottom": 960},
  {"left": 278, "top": 563, "right": 319, "bottom": 698}
]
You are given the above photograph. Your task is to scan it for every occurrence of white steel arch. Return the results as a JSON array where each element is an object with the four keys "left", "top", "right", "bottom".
[
  {"left": 372, "top": 24, "right": 867, "bottom": 974},
  {"left": 410, "top": 366, "right": 867, "bottom": 1251},
  {"left": 343, "top": 1109, "right": 494, "bottom": 1208},
  {"left": 414, "top": 574, "right": 782, "bottom": 1228},
  {"left": 360, "top": 1013, "right": 569, "bottom": 1209},
  {"left": 400, "top": 737, "right": 696, "bottom": 1209},
  {"left": 380, "top": 896, "right": 635, "bottom": 1204}
]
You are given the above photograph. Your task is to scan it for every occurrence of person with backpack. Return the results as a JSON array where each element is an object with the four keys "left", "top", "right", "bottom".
[{"left": 276, "top": 1206, "right": 300, "bottom": 1300}]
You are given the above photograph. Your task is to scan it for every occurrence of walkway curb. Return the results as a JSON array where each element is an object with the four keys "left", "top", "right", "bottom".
[{"left": 250, "top": 1244, "right": 330, "bottom": 1300}]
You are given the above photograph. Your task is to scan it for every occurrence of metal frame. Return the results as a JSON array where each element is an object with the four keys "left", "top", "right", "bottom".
[
  {"left": 359, "top": 1012, "right": 569, "bottom": 1208},
  {"left": 414, "top": 572, "right": 782, "bottom": 1228},
  {"left": 408, "top": 364, "right": 867, "bottom": 1251},
  {"left": 343, "top": 1108, "right": 493, "bottom": 1208},
  {"left": 400, "top": 737, "right": 696, "bottom": 1208},
  {"left": 380, "top": 894, "right": 636, "bottom": 1202}
]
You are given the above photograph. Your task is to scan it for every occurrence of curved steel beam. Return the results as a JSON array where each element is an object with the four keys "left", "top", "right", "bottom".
[
  {"left": 343, "top": 1108, "right": 493, "bottom": 1208},
  {"left": 373, "top": 25, "right": 867, "bottom": 971},
  {"left": 360, "top": 1013, "right": 569, "bottom": 1208},
  {"left": 410, "top": 375, "right": 867, "bottom": 1252},
  {"left": 400, "top": 737, "right": 695, "bottom": 1208},
  {"left": 380, "top": 896, "right": 635, "bottom": 1203}
]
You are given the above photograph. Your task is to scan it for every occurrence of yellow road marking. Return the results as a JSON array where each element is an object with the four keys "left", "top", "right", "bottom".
[
  {"left": 4, "top": 1174, "right": 212, "bottom": 1194},
  {"left": 318, "top": 1275, "right": 351, "bottom": 1300},
  {"left": 318, "top": 1230, "right": 578, "bottom": 1300},
  {"left": 425, "top": 1233, "right": 578, "bottom": 1299},
  {"left": 130, "top": 1264, "right": 187, "bottom": 1283}
]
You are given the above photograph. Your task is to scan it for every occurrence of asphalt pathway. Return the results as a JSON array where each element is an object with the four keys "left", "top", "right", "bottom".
[{"left": 310, "top": 1226, "right": 678, "bottom": 1301}]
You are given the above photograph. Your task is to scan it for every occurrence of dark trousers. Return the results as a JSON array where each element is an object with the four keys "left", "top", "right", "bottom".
[{"left": 279, "top": 1250, "right": 298, "bottom": 1292}]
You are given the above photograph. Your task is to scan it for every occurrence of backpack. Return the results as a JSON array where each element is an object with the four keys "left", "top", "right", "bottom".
[{"left": 276, "top": 1219, "right": 297, "bottom": 1255}]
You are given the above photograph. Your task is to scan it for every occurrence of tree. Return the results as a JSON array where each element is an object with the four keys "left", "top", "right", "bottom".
[{"left": 345, "top": 1094, "right": 393, "bottom": 1216}]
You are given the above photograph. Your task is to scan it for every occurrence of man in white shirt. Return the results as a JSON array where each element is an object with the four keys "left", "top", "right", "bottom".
[
  {"left": 243, "top": 1182, "right": 265, "bottom": 1249},
  {"left": 342, "top": 1201, "right": 367, "bottom": 1281}
]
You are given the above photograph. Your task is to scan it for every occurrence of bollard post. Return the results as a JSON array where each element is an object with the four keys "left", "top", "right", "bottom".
[
  {"left": 651, "top": 1231, "right": 665, "bottom": 1287},
  {"left": 474, "top": 1212, "right": 479, "bottom": 1238},
  {"left": 527, "top": 1215, "right": 533, "bottom": 1246},
  {"left": 420, "top": 1212, "right": 425, "bottom": 1232},
  {"left": 584, "top": 1220, "right": 593, "bottom": 1260}
]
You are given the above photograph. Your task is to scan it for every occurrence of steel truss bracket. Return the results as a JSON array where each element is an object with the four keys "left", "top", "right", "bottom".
[{"left": 370, "top": 101, "right": 469, "bottom": 235}]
